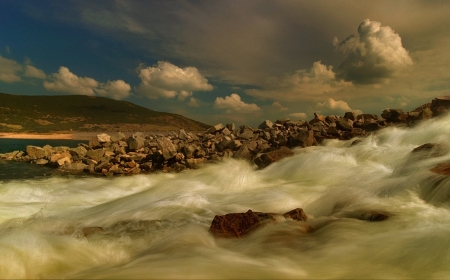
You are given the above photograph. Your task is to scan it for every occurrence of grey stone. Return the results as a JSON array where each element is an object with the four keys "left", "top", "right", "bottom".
[{"left": 157, "top": 137, "right": 177, "bottom": 160}]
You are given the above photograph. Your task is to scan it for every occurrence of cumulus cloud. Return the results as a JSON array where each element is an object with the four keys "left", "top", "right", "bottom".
[
  {"left": 214, "top": 93, "right": 261, "bottom": 113},
  {"left": 315, "top": 98, "right": 361, "bottom": 115},
  {"left": 24, "top": 65, "right": 47, "bottom": 79},
  {"left": 44, "top": 66, "right": 98, "bottom": 95},
  {"left": 96, "top": 79, "right": 131, "bottom": 100},
  {"left": 0, "top": 56, "right": 22, "bottom": 83},
  {"left": 272, "top": 101, "right": 288, "bottom": 111},
  {"left": 136, "top": 61, "right": 213, "bottom": 99},
  {"left": 334, "top": 19, "right": 413, "bottom": 84},
  {"left": 246, "top": 61, "right": 352, "bottom": 102},
  {"left": 289, "top": 112, "right": 307, "bottom": 119},
  {"left": 44, "top": 66, "right": 131, "bottom": 99}
]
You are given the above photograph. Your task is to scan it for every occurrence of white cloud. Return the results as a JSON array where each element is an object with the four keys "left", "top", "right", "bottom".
[
  {"left": 315, "top": 98, "right": 361, "bottom": 115},
  {"left": 289, "top": 112, "right": 307, "bottom": 119},
  {"left": 0, "top": 56, "right": 23, "bottom": 83},
  {"left": 24, "top": 65, "right": 46, "bottom": 79},
  {"left": 272, "top": 101, "right": 288, "bottom": 111},
  {"left": 136, "top": 61, "right": 213, "bottom": 99},
  {"left": 44, "top": 66, "right": 98, "bottom": 95},
  {"left": 214, "top": 93, "right": 261, "bottom": 113},
  {"left": 44, "top": 66, "right": 131, "bottom": 100},
  {"left": 334, "top": 19, "right": 413, "bottom": 84},
  {"left": 246, "top": 61, "right": 352, "bottom": 102},
  {"left": 96, "top": 79, "right": 131, "bottom": 100}
]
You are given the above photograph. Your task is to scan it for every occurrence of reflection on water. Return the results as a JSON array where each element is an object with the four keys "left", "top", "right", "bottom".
[{"left": 1, "top": 117, "right": 450, "bottom": 278}]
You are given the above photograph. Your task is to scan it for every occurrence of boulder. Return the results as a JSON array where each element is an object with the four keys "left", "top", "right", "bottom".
[
  {"left": 178, "top": 129, "right": 188, "bottom": 140},
  {"left": 127, "top": 135, "right": 145, "bottom": 151},
  {"left": 336, "top": 118, "right": 354, "bottom": 132},
  {"left": 343, "top": 111, "right": 357, "bottom": 121},
  {"left": 59, "top": 162, "right": 87, "bottom": 172},
  {"left": 207, "top": 123, "right": 225, "bottom": 134},
  {"left": 254, "top": 146, "right": 294, "bottom": 169},
  {"left": 258, "top": 120, "right": 274, "bottom": 130},
  {"left": 209, "top": 208, "right": 307, "bottom": 238},
  {"left": 86, "top": 148, "right": 105, "bottom": 162},
  {"left": 96, "top": 133, "right": 111, "bottom": 143},
  {"left": 110, "top": 132, "right": 126, "bottom": 142},
  {"left": 26, "top": 145, "right": 46, "bottom": 159},
  {"left": 288, "top": 130, "right": 314, "bottom": 148},
  {"left": 157, "top": 137, "right": 177, "bottom": 160},
  {"left": 381, "top": 109, "right": 407, "bottom": 122},
  {"left": 185, "top": 158, "right": 206, "bottom": 169}
]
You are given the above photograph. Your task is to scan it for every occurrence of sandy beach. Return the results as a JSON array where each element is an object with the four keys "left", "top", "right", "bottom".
[{"left": 0, "top": 133, "right": 75, "bottom": 140}]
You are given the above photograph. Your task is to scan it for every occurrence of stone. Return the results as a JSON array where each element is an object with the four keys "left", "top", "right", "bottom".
[
  {"left": 185, "top": 158, "right": 206, "bottom": 169},
  {"left": 238, "top": 128, "right": 254, "bottom": 140},
  {"left": 34, "top": 159, "right": 49, "bottom": 165},
  {"left": 207, "top": 123, "right": 225, "bottom": 134},
  {"left": 343, "top": 111, "right": 357, "bottom": 121},
  {"left": 336, "top": 118, "right": 354, "bottom": 132},
  {"left": 178, "top": 129, "right": 188, "bottom": 140},
  {"left": 157, "top": 137, "right": 177, "bottom": 160},
  {"left": 233, "top": 145, "right": 253, "bottom": 161},
  {"left": 381, "top": 109, "right": 407, "bottom": 122},
  {"left": 50, "top": 152, "right": 72, "bottom": 163},
  {"left": 110, "top": 132, "right": 126, "bottom": 142},
  {"left": 289, "top": 130, "right": 314, "bottom": 148},
  {"left": 226, "top": 123, "right": 236, "bottom": 131},
  {"left": 57, "top": 157, "right": 72, "bottom": 166},
  {"left": 254, "top": 146, "right": 295, "bottom": 169},
  {"left": 217, "top": 136, "right": 233, "bottom": 151},
  {"left": 258, "top": 120, "right": 274, "bottom": 130},
  {"left": 86, "top": 148, "right": 105, "bottom": 162},
  {"left": 69, "top": 146, "right": 87, "bottom": 158},
  {"left": 127, "top": 135, "right": 145, "bottom": 151},
  {"left": 209, "top": 208, "right": 307, "bottom": 238},
  {"left": 96, "top": 133, "right": 111, "bottom": 143},
  {"left": 60, "top": 162, "right": 87, "bottom": 172},
  {"left": 26, "top": 145, "right": 46, "bottom": 159}
]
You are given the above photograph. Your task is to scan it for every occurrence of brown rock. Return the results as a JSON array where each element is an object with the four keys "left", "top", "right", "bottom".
[
  {"left": 254, "top": 146, "right": 294, "bottom": 169},
  {"left": 209, "top": 208, "right": 308, "bottom": 238}
]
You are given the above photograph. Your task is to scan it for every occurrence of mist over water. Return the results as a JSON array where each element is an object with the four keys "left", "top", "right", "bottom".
[{"left": 2, "top": 117, "right": 450, "bottom": 278}]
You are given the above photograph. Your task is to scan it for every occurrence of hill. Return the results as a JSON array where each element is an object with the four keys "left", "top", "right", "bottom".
[{"left": 0, "top": 93, "right": 210, "bottom": 133}]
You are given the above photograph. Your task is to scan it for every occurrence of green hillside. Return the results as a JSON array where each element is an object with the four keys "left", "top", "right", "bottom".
[{"left": 0, "top": 93, "right": 210, "bottom": 133}]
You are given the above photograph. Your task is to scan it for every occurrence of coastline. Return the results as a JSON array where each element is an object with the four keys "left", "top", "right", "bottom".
[{"left": 0, "top": 133, "right": 75, "bottom": 140}]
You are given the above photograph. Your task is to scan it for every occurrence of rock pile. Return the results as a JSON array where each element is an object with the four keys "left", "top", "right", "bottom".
[{"left": 0, "top": 101, "right": 444, "bottom": 176}]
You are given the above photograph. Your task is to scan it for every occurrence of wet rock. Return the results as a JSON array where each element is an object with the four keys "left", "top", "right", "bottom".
[
  {"left": 254, "top": 146, "right": 295, "bottom": 169},
  {"left": 209, "top": 208, "right": 308, "bottom": 238},
  {"left": 358, "top": 211, "right": 391, "bottom": 222},
  {"left": 185, "top": 158, "right": 206, "bottom": 169},
  {"left": 430, "top": 162, "right": 450, "bottom": 175},
  {"left": 411, "top": 143, "right": 449, "bottom": 158},
  {"left": 59, "top": 162, "right": 87, "bottom": 172},
  {"left": 381, "top": 109, "right": 407, "bottom": 122},
  {"left": 336, "top": 118, "right": 354, "bottom": 132}
]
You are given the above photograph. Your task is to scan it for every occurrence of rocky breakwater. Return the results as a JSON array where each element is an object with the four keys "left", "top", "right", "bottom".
[{"left": 0, "top": 99, "right": 443, "bottom": 176}]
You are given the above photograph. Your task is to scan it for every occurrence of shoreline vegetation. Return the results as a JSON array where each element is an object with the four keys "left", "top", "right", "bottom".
[{"left": 1, "top": 96, "right": 449, "bottom": 177}]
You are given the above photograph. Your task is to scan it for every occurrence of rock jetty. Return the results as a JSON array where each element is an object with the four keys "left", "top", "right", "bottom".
[{"left": 0, "top": 97, "right": 447, "bottom": 176}]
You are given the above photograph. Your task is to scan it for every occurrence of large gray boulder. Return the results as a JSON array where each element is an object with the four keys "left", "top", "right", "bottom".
[
  {"left": 127, "top": 134, "right": 145, "bottom": 151},
  {"left": 157, "top": 137, "right": 177, "bottom": 160}
]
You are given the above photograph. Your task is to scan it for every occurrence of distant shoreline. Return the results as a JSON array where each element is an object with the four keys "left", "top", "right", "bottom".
[{"left": 0, "top": 133, "right": 75, "bottom": 140}]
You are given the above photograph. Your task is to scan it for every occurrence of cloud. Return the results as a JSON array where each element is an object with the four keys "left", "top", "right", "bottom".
[
  {"left": 214, "top": 93, "right": 261, "bottom": 113},
  {"left": 289, "top": 112, "right": 307, "bottom": 119},
  {"left": 272, "top": 101, "right": 288, "bottom": 111},
  {"left": 187, "top": 97, "right": 200, "bottom": 107},
  {"left": 136, "top": 61, "right": 213, "bottom": 99},
  {"left": 96, "top": 79, "right": 131, "bottom": 100},
  {"left": 44, "top": 66, "right": 131, "bottom": 99},
  {"left": 315, "top": 98, "right": 361, "bottom": 115},
  {"left": 334, "top": 19, "right": 413, "bottom": 84},
  {"left": 0, "top": 56, "right": 22, "bottom": 83},
  {"left": 24, "top": 65, "right": 46, "bottom": 79},
  {"left": 246, "top": 61, "right": 352, "bottom": 102},
  {"left": 44, "top": 66, "right": 98, "bottom": 95}
]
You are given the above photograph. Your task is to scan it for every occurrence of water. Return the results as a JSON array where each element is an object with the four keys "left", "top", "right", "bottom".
[
  {"left": 1, "top": 118, "right": 450, "bottom": 278},
  {"left": 0, "top": 139, "right": 88, "bottom": 181}
]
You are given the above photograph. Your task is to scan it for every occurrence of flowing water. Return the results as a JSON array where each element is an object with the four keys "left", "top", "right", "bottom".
[{"left": 2, "top": 117, "right": 450, "bottom": 279}]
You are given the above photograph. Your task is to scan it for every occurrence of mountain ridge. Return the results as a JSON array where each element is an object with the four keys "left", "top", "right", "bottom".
[{"left": 0, "top": 92, "right": 210, "bottom": 133}]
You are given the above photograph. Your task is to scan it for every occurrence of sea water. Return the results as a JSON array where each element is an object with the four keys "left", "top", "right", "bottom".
[{"left": 1, "top": 117, "right": 450, "bottom": 278}]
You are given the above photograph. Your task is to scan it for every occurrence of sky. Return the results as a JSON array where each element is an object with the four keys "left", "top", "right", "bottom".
[{"left": 1, "top": 0, "right": 450, "bottom": 127}]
